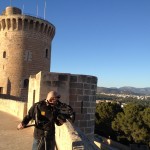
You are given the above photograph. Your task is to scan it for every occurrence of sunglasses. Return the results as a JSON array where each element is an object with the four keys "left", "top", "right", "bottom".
[{"left": 50, "top": 96, "right": 60, "bottom": 101}]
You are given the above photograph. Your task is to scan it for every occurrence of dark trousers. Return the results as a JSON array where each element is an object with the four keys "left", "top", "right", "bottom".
[{"left": 32, "top": 136, "right": 55, "bottom": 150}]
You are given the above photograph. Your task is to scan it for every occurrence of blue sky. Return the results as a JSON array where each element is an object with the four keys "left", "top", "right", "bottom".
[{"left": 0, "top": 0, "right": 150, "bottom": 88}]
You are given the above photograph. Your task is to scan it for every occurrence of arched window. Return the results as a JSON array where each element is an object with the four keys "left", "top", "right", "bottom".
[
  {"left": 3, "top": 51, "right": 6, "bottom": 58},
  {"left": 23, "top": 79, "right": 29, "bottom": 88},
  {"left": 45, "top": 49, "right": 48, "bottom": 58}
]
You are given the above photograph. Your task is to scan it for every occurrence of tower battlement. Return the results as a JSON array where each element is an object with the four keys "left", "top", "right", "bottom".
[{"left": 0, "top": 7, "right": 55, "bottom": 39}]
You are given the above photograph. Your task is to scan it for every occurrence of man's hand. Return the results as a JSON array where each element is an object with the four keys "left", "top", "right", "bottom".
[{"left": 17, "top": 123, "right": 24, "bottom": 130}]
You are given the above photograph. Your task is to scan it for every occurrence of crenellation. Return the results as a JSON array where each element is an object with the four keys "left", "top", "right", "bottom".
[
  {"left": 44, "top": 24, "right": 48, "bottom": 33},
  {"left": 29, "top": 19, "right": 33, "bottom": 30},
  {"left": 0, "top": 17, "right": 55, "bottom": 38},
  {"left": 40, "top": 23, "right": 44, "bottom": 32},
  {"left": 35, "top": 21, "right": 39, "bottom": 32},
  {"left": 23, "top": 18, "right": 28, "bottom": 30},
  {"left": 2, "top": 19, "right": 6, "bottom": 30},
  {"left": 6, "top": 18, "right": 11, "bottom": 30},
  {"left": 17, "top": 18, "right": 22, "bottom": 30},
  {"left": 47, "top": 27, "right": 51, "bottom": 36},
  {"left": 12, "top": 18, "right": 16, "bottom": 30},
  {"left": 50, "top": 28, "right": 54, "bottom": 38}
]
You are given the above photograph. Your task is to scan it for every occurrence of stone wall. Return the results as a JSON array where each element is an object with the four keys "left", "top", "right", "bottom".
[
  {"left": 55, "top": 121, "right": 99, "bottom": 150},
  {"left": 69, "top": 74, "right": 97, "bottom": 139},
  {"left": 27, "top": 71, "right": 97, "bottom": 138},
  {"left": 95, "top": 135, "right": 130, "bottom": 150},
  {"left": 0, "top": 98, "right": 27, "bottom": 119}
]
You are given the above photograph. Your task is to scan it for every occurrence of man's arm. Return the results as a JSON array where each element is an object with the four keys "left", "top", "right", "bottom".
[{"left": 17, "top": 104, "right": 35, "bottom": 130}]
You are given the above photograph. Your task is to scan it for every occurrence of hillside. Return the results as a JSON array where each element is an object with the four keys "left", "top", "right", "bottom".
[{"left": 97, "top": 86, "right": 150, "bottom": 96}]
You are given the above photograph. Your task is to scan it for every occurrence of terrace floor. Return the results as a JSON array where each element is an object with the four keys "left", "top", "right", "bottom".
[{"left": 0, "top": 111, "right": 33, "bottom": 150}]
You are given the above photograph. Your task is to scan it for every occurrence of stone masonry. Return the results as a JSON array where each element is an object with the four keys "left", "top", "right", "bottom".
[
  {"left": 0, "top": 7, "right": 55, "bottom": 101},
  {"left": 27, "top": 71, "right": 97, "bottom": 138}
]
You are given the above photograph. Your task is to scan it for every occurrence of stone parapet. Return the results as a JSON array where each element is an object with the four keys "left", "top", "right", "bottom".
[
  {"left": 0, "top": 98, "right": 27, "bottom": 119},
  {"left": 69, "top": 74, "right": 97, "bottom": 139},
  {"left": 55, "top": 121, "right": 99, "bottom": 150}
]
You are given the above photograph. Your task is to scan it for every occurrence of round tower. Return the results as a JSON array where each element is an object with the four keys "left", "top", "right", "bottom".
[{"left": 0, "top": 7, "right": 55, "bottom": 100}]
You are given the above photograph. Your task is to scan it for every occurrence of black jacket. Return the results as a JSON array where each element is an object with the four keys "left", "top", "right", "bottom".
[{"left": 22, "top": 100, "right": 63, "bottom": 139}]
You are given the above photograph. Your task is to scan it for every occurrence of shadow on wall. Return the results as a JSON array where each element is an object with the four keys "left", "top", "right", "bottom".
[
  {"left": 7, "top": 78, "right": 11, "bottom": 95},
  {"left": 0, "top": 94, "right": 20, "bottom": 100}
]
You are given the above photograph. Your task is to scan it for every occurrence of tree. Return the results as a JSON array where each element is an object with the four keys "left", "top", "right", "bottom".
[
  {"left": 95, "top": 102, "right": 122, "bottom": 139},
  {"left": 142, "top": 107, "right": 150, "bottom": 128},
  {"left": 112, "top": 103, "right": 150, "bottom": 146}
]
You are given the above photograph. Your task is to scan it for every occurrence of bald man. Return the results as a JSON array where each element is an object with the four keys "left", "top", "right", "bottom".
[{"left": 17, "top": 91, "right": 69, "bottom": 150}]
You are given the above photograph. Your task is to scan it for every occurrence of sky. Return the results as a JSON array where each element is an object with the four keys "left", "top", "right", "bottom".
[{"left": 0, "top": 0, "right": 150, "bottom": 88}]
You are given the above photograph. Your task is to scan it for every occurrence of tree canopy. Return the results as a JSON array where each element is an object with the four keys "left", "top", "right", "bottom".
[
  {"left": 95, "top": 102, "right": 122, "bottom": 139},
  {"left": 112, "top": 103, "right": 150, "bottom": 146}
]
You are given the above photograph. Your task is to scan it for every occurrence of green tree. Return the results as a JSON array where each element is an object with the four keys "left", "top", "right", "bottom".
[
  {"left": 112, "top": 103, "right": 150, "bottom": 146},
  {"left": 141, "top": 107, "right": 150, "bottom": 147},
  {"left": 95, "top": 102, "right": 122, "bottom": 139},
  {"left": 142, "top": 107, "right": 150, "bottom": 128}
]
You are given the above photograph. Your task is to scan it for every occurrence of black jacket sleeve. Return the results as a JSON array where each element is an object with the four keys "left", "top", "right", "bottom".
[{"left": 21, "top": 104, "right": 36, "bottom": 126}]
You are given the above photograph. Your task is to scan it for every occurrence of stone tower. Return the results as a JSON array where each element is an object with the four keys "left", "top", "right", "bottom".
[{"left": 0, "top": 7, "right": 55, "bottom": 100}]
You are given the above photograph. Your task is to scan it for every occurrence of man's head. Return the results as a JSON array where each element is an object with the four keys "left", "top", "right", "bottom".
[{"left": 46, "top": 91, "right": 60, "bottom": 105}]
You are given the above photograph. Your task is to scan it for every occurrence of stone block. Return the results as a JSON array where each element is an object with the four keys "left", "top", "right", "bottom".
[
  {"left": 70, "top": 83, "right": 83, "bottom": 89},
  {"left": 69, "top": 95, "right": 78, "bottom": 101},
  {"left": 78, "top": 75, "right": 87, "bottom": 83},
  {"left": 84, "top": 83, "right": 91, "bottom": 89},
  {"left": 91, "top": 77, "right": 97, "bottom": 84},
  {"left": 70, "top": 75, "right": 77, "bottom": 82},
  {"left": 58, "top": 74, "right": 69, "bottom": 81}
]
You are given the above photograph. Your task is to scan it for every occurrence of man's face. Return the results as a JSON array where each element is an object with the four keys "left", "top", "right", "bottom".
[{"left": 47, "top": 96, "right": 58, "bottom": 105}]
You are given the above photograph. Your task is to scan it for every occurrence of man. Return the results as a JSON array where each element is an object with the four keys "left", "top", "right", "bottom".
[{"left": 17, "top": 91, "right": 74, "bottom": 150}]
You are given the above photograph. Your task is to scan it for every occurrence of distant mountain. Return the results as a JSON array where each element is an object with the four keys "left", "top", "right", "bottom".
[{"left": 97, "top": 86, "right": 150, "bottom": 96}]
